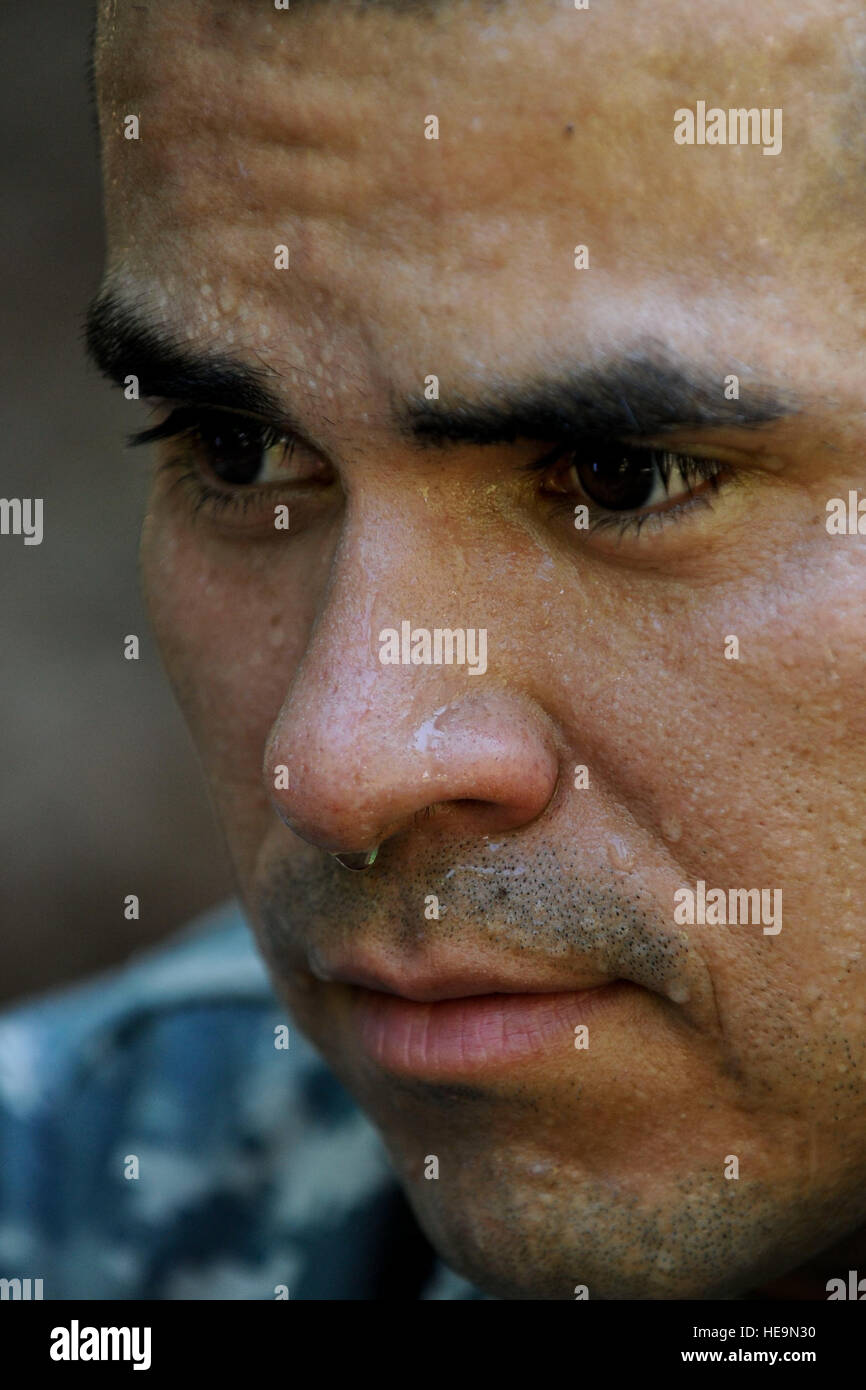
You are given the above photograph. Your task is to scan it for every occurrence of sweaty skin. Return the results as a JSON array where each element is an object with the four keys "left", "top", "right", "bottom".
[{"left": 92, "top": 0, "right": 866, "bottom": 1298}]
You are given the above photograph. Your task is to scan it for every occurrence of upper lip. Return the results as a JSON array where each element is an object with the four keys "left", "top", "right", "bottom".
[{"left": 310, "top": 949, "right": 615, "bottom": 1002}]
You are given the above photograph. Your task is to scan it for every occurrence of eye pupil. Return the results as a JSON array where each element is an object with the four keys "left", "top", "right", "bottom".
[
  {"left": 198, "top": 417, "right": 265, "bottom": 485},
  {"left": 577, "top": 447, "right": 657, "bottom": 510}
]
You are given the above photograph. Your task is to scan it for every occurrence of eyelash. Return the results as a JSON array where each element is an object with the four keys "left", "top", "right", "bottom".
[
  {"left": 529, "top": 444, "right": 733, "bottom": 538},
  {"left": 156, "top": 459, "right": 270, "bottom": 519},
  {"left": 129, "top": 406, "right": 299, "bottom": 520},
  {"left": 130, "top": 406, "right": 734, "bottom": 537}
]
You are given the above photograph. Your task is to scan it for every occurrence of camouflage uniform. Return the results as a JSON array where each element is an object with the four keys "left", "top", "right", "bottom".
[{"left": 0, "top": 902, "right": 488, "bottom": 1300}]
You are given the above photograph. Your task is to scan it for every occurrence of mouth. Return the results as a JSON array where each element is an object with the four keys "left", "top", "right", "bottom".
[
  {"left": 258, "top": 843, "right": 702, "bottom": 1074},
  {"left": 348, "top": 980, "right": 639, "bottom": 1077},
  {"left": 309, "top": 947, "right": 644, "bottom": 1076}
]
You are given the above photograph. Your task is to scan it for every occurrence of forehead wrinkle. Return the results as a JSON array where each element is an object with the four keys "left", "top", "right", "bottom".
[
  {"left": 98, "top": 18, "right": 493, "bottom": 251},
  {"left": 99, "top": 3, "right": 866, "bottom": 259},
  {"left": 97, "top": 0, "right": 866, "bottom": 379}
]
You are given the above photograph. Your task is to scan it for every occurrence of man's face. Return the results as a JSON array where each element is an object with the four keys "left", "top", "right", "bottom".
[{"left": 93, "top": 0, "right": 866, "bottom": 1298}]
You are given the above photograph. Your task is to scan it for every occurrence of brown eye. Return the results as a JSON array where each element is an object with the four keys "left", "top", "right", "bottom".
[
  {"left": 195, "top": 415, "right": 273, "bottom": 486},
  {"left": 569, "top": 446, "right": 658, "bottom": 511},
  {"left": 180, "top": 410, "right": 332, "bottom": 489},
  {"left": 544, "top": 443, "right": 723, "bottom": 515},
  {"left": 131, "top": 405, "right": 336, "bottom": 528}
]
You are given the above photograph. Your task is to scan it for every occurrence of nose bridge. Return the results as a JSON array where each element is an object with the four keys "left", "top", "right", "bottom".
[
  {"left": 264, "top": 495, "right": 476, "bottom": 832},
  {"left": 278, "top": 474, "right": 493, "bottom": 726},
  {"left": 263, "top": 490, "right": 560, "bottom": 854}
]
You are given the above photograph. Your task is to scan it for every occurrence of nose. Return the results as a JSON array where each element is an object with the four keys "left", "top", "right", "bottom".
[
  {"left": 264, "top": 551, "right": 560, "bottom": 858},
  {"left": 266, "top": 663, "right": 560, "bottom": 855}
]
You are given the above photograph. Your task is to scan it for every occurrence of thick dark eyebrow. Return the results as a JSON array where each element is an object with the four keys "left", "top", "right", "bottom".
[
  {"left": 84, "top": 290, "right": 286, "bottom": 422},
  {"left": 86, "top": 290, "right": 801, "bottom": 459},
  {"left": 399, "top": 354, "right": 800, "bottom": 447}
]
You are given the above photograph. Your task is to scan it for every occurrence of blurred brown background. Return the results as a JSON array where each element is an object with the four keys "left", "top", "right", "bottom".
[{"left": 0, "top": 2, "right": 233, "bottom": 1005}]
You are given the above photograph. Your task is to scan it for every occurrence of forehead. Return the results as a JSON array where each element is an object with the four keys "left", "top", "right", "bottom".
[{"left": 95, "top": 0, "right": 865, "bottom": 403}]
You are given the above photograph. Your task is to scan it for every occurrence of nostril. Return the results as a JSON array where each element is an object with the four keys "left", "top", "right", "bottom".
[
  {"left": 267, "top": 688, "right": 559, "bottom": 859},
  {"left": 331, "top": 848, "right": 379, "bottom": 871}
]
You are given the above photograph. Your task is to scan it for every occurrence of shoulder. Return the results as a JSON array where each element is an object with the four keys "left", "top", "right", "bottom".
[
  {"left": 0, "top": 901, "right": 279, "bottom": 1110},
  {"left": 0, "top": 901, "right": 335, "bottom": 1135},
  {"left": 0, "top": 904, "right": 488, "bottom": 1300},
  {"left": 0, "top": 903, "right": 396, "bottom": 1298}
]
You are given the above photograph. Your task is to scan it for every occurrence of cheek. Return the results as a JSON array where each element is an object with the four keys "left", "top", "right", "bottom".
[
  {"left": 618, "top": 540, "right": 866, "bottom": 873},
  {"left": 691, "top": 550, "right": 866, "bottom": 879},
  {"left": 140, "top": 512, "right": 311, "bottom": 838},
  {"left": 547, "top": 544, "right": 866, "bottom": 1073},
  {"left": 657, "top": 558, "right": 866, "bottom": 1064}
]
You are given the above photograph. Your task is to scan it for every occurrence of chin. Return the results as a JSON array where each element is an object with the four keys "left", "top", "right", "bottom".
[{"left": 391, "top": 1150, "right": 834, "bottom": 1301}]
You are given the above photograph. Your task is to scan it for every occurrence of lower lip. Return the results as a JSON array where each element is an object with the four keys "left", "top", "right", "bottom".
[{"left": 351, "top": 982, "right": 634, "bottom": 1077}]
